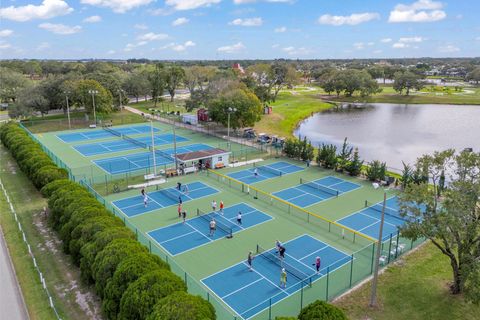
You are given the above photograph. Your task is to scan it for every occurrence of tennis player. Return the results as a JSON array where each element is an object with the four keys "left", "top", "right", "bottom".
[
  {"left": 247, "top": 251, "right": 254, "bottom": 271},
  {"left": 209, "top": 219, "right": 216, "bottom": 237},
  {"left": 236, "top": 211, "right": 242, "bottom": 225},
  {"left": 219, "top": 200, "right": 224, "bottom": 214},
  {"left": 254, "top": 168, "right": 258, "bottom": 178},
  {"left": 211, "top": 200, "right": 217, "bottom": 212},
  {"left": 313, "top": 256, "right": 321, "bottom": 274},
  {"left": 278, "top": 245, "right": 286, "bottom": 260},
  {"left": 280, "top": 268, "right": 287, "bottom": 288}
]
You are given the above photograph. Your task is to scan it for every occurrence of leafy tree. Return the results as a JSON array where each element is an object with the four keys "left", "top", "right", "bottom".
[
  {"left": 87, "top": 71, "right": 126, "bottom": 108},
  {"left": 317, "top": 143, "right": 337, "bottom": 169},
  {"left": 345, "top": 147, "right": 363, "bottom": 176},
  {"left": 269, "top": 63, "right": 298, "bottom": 101},
  {"left": 118, "top": 270, "right": 187, "bottom": 320},
  {"left": 337, "top": 138, "right": 353, "bottom": 172},
  {"left": 73, "top": 79, "right": 113, "bottom": 114},
  {"left": 0, "top": 67, "right": 29, "bottom": 103},
  {"left": 15, "top": 85, "right": 50, "bottom": 116},
  {"left": 366, "top": 160, "right": 386, "bottom": 181},
  {"left": 123, "top": 71, "right": 150, "bottom": 103},
  {"left": 398, "top": 149, "right": 480, "bottom": 302},
  {"left": 400, "top": 161, "right": 414, "bottom": 189},
  {"left": 183, "top": 66, "right": 217, "bottom": 94},
  {"left": 148, "top": 63, "right": 165, "bottom": 107},
  {"left": 298, "top": 300, "right": 348, "bottom": 320},
  {"left": 209, "top": 87, "right": 262, "bottom": 129},
  {"left": 146, "top": 291, "right": 216, "bottom": 320},
  {"left": 300, "top": 137, "right": 315, "bottom": 162},
  {"left": 466, "top": 67, "right": 480, "bottom": 84},
  {"left": 165, "top": 65, "right": 185, "bottom": 102},
  {"left": 393, "top": 70, "right": 424, "bottom": 95},
  {"left": 102, "top": 252, "right": 169, "bottom": 319}
]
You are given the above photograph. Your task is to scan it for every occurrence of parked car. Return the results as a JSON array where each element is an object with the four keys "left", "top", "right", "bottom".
[
  {"left": 243, "top": 128, "right": 256, "bottom": 139},
  {"left": 257, "top": 133, "right": 272, "bottom": 144}
]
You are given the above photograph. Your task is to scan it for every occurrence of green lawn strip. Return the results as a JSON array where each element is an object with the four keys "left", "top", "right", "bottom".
[
  {"left": 129, "top": 99, "right": 187, "bottom": 114},
  {"left": 334, "top": 241, "right": 480, "bottom": 320},
  {"left": 255, "top": 91, "right": 333, "bottom": 138},
  {"left": 0, "top": 144, "right": 99, "bottom": 320}
]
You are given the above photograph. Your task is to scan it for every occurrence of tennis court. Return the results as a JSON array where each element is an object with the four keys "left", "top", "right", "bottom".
[
  {"left": 148, "top": 203, "right": 273, "bottom": 255},
  {"left": 228, "top": 161, "right": 304, "bottom": 184},
  {"left": 73, "top": 133, "right": 189, "bottom": 156},
  {"left": 93, "top": 143, "right": 213, "bottom": 174},
  {"left": 202, "top": 234, "right": 352, "bottom": 320},
  {"left": 273, "top": 176, "right": 361, "bottom": 208},
  {"left": 337, "top": 197, "right": 404, "bottom": 241},
  {"left": 57, "top": 125, "right": 159, "bottom": 143},
  {"left": 112, "top": 181, "right": 218, "bottom": 217}
]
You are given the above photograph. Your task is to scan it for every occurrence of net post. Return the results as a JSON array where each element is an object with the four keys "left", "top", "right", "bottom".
[
  {"left": 268, "top": 298, "right": 272, "bottom": 320},
  {"left": 395, "top": 230, "right": 400, "bottom": 259},
  {"left": 326, "top": 266, "right": 330, "bottom": 300},
  {"left": 349, "top": 254, "right": 354, "bottom": 287},
  {"left": 365, "top": 200, "right": 368, "bottom": 207},
  {"left": 387, "top": 234, "right": 393, "bottom": 264},
  {"left": 370, "top": 243, "right": 375, "bottom": 274}
]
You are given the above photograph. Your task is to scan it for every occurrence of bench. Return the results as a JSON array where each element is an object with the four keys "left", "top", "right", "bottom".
[
  {"left": 104, "top": 121, "right": 113, "bottom": 127},
  {"left": 89, "top": 124, "right": 97, "bottom": 128},
  {"left": 166, "top": 168, "right": 179, "bottom": 177},
  {"left": 214, "top": 162, "right": 225, "bottom": 169},
  {"left": 183, "top": 166, "right": 197, "bottom": 174}
]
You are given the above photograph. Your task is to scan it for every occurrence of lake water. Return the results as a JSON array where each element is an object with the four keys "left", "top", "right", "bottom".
[{"left": 294, "top": 103, "right": 480, "bottom": 171}]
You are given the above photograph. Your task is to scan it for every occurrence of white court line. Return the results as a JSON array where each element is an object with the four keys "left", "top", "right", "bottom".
[
  {"left": 221, "top": 278, "right": 265, "bottom": 300},
  {"left": 335, "top": 196, "right": 399, "bottom": 223},
  {"left": 184, "top": 221, "right": 213, "bottom": 242}
]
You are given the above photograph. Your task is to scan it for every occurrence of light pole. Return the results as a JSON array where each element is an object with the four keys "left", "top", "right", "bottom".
[
  {"left": 118, "top": 89, "right": 124, "bottom": 110},
  {"left": 227, "top": 107, "right": 237, "bottom": 140},
  {"left": 88, "top": 90, "right": 98, "bottom": 125},
  {"left": 64, "top": 91, "right": 71, "bottom": 129}
]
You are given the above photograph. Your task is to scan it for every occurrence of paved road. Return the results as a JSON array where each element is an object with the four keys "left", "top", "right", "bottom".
[{"left": 0, "top": 226, "right": 29, "bottom": 320}]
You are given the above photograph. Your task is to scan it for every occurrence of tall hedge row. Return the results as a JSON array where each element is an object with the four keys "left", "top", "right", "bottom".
[{"left": 0, "top": 123, "right": 216, "bottom": 320}]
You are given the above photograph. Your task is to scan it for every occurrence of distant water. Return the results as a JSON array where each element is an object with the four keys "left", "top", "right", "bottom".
[{"left": 295, "top": 103, "right": 480, "bottom": 171}]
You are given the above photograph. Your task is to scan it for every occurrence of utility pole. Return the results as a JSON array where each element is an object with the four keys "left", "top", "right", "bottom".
[
  {"left": 370, "top": 192, "right": 387, "bottom": 307},
  {"left": 64, "top": 92, "right": 71, "bottom": 129}
]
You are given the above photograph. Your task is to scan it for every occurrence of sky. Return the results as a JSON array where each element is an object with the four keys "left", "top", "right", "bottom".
[{"left": 0, "top": 0, "right": 479, "bottom": 60}]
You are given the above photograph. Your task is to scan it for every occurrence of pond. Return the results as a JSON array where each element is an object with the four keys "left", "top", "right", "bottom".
[{"left": 294, "top": 103, "right": 480, "bottom": 171}]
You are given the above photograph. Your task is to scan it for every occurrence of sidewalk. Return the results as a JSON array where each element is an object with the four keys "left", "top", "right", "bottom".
[{"left": 0, "top": 225, "right": 29, "bottom": 320}]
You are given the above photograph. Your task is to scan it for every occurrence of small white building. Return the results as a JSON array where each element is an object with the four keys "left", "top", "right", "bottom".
[{"left": 176, "top": 148, "right": 231, "bottom": 170}]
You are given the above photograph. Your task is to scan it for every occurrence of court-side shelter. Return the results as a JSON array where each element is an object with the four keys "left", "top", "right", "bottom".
[{"left": 176, "top": 148, "right": 230, "bottom": 170}]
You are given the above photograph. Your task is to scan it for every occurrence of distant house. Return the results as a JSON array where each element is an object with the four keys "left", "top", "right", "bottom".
[{"left": 232, "top": 63, "right": 245, "bottom": 75}]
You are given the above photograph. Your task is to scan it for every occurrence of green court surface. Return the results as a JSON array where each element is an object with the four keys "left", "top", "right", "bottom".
[{"left": 31, "top": 121, "right": 424, "bottom": 319}]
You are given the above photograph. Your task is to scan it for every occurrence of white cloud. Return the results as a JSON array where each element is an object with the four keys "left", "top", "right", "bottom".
[
  {"left": 392, "top": 42, "right": 408, "bottom": 48},
  {"left": 134, "top": 24, "right": 148, "bottom": 30},
  {"left": 80, "top": 0, "right": 153, "bottom": 14},
  {"left": 39, "top": 23, "right": 82, "bottom": 35},
  {"left": 172, "top": 17, "right": 189, "bottom": 26},
  {"left": 124, "top": 41, "right": 148, "bottom": 51},
  {"left": 217, "top": 42, "right": 245, "bottom": 53},
  {"left": 0, "top": 0, "right": 73, "bottom": 22},
  {"left": 0, "top": 42, "right": 12, "bottom": 50},
  {"left": 353, "top": 42, "right": 365, "bottom": 50},
  {"left": 137, "top": 32, "right": 169, "bottom": 41},
  {"left": 83, "top": 15, "right": 101, "bottom": 23},
  {"left": 274, "top": 26, "right": 287, "bottom": 33},
  {"left": 399, "top": 36, "right": 424, "bottom": 43},
  {"left": 234, "top": 0, "right": 293, "bottom": 3},
  {"left": 229, "top": 17, "right": 263, "bottom": 26},
  {"left": 0, "top": 29, "right": 13, "bottom": 37},
  {"left": 282, "top": 46, "right": 312, "bottom": 56},
  {"left": 389, "top": 0, "right": 446, "bottom": 23},
  {"left": 165, "top": 0, "right": 221, "bottom": 11},
  {"left": 172, "top": 40, "right": 196, "bottom": 51},
  {"left": 318, "top": 12, "right": 380, "bottom": 26},
  {"left": 36, "top": 42, "right": 50, "bottom": 50},
  {"left": 373, "top": 49, "right": 383, "bottom": 54},
  {"left": 107, "top": 50, "right": 116, "bottom": 54},
  {"left": 367, "top": 42, "right": 375, "bottom": 46},
  {"left": 381, "top": 38, "right": 392, "bottom": 43},
  {"left": 439, "top": 45, "right": 460, "bottom": 53}
]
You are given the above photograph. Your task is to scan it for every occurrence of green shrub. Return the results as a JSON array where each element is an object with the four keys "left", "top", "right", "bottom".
[
  {"left": 32, "top": 165, "right": 68, "bottom": 189},
  {"left": 40, "top": 179, "right": 78, "bottom": 197},
  {"left": 146, "top": 291, "right": 216, "bottom": 320},
  {"left": 298, "top": 300, "right": 348, "bottom": 320},
  {"left": 103, "top": 252, "right": 170, "bottom": 319},
  {"left": 118, "top": 270, "right": 187, "bottom": 320}
]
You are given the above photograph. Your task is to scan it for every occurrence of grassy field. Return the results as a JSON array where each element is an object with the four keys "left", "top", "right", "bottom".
[
  {"left": 129, "top": 99, "right": 188, "bottom": 115},
  {"left": 334, "top": 241, "right": 480, "bottom": 320},
  {"left": 0, "top": 144, "right": 100, "bottom": 320},
  {"left": 328, "top": 85, "right": 480, "bottom": 105},
  {"left": 255, "top": 88, "right": 332, "bottom": 138}
]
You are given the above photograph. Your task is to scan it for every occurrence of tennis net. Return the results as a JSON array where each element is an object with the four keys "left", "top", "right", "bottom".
[
  {"left": 256, "top": 244, "right": 312, "bottom": 287},
  {"left": 159, "top": 188, "right": 180, "bottom": 203},
  {"left": 154, "top": 148, "right": 174, "bottom": 161},
  {"left": 103, "top": 126, "right": 122, "bottom": 137},
  {"left": 122, "top": 134, "right": 147, "bottom": 149},
  {"left": 254, "top": 164, "right": 282, "bottom": 177},
  {"left": 366, "top": 201, "right": 407, "bottom": 222},
  {"left": 300, "top": 178, "right": 339, "bottom": 197},
  {"left": 197, "top": 209, "right": 233, "bottom": 237}
]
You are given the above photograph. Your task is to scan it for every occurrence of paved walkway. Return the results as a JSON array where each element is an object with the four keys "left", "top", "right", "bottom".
[{"left": 0, "top": 225, "right": 29, "bottom": 320}]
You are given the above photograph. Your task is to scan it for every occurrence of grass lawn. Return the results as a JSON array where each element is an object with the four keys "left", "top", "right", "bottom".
[
  {"left": 255, "top": 89, "right": 333, "bottom": 138},
  {"left": 0, "top": 144, "right": 100, "bottom": 319},
  {"left": 334, "top": 241, "right": 480, "bottom": 320},
  {"left": 130, "top": 99, "right": 188, "bottom": 114},
  {"left": 328, "top": 86, "right": 480, "bottom": 105}
]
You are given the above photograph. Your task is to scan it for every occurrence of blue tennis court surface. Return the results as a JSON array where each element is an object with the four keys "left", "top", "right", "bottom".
[
  {"left": 273, "top": 176, "right": 361, "bottom": 207},
  {"left": 148, "top": 203, "right": 273, "bottom": 256},
  {"left": 228, "top": 162, "right": 304, "bottom": 184},
  {"left": 73, "top": 133, "right": 189, "bottom": 156},
  {"left": 57, "top": 125, "right": 159, "bottom": 143},
  {"left": 202, "top": 234, "right": 351, "bottom": 320},
  {"left": 112, "top": 181, "right": 218, "bottom": 217},
  {"left": 94, "top": 143, "right": 213, "bottom": 174},
  {"left": 337, "top": 197, "right": 404, "bottom": 241}
]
